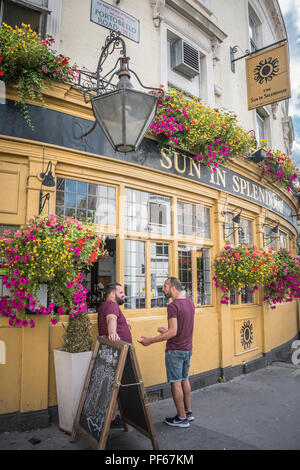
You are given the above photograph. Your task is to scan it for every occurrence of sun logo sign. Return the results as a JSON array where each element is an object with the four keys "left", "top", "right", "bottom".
[
  {"left": 240, "top": 320, "right": 254, "bottom": 350},
  {"left": 253, "top": 57, "right": 279, "bottom": 84}
]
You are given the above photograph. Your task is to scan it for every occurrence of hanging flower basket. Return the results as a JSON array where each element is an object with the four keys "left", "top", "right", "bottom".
[
  {"left": 254, "top": 140, "right": 299, "bottom": 192},
  {"left": 0, "top": 214, "right": 107, "bottom": 328},
  {"left": 213, "top": 244, "right": 300, "bottom": 308},
  {"left": 213, "top": 244, "right": 274, "bottom": 304},
  {"left": 263, "top": 249, "right": 300, "bottom": 308}
]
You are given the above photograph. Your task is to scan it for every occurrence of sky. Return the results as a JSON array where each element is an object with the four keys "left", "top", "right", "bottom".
[{"left": 278, "top": 0, "right": 300, "bottom": 169}]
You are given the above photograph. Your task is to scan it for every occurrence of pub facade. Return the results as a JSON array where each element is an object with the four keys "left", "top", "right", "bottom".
[{"left": 0, "top": 0, "right": 299, "bottom": 430}]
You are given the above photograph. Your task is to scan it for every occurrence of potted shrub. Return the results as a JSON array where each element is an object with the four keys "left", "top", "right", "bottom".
[{"left": 53, "top": 311, "right": 93, "bottom": 433}]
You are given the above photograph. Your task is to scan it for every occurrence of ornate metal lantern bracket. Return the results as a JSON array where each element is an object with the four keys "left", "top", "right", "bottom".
[{"left": 73, "top": 31, "right": 164, "bottom": 142}]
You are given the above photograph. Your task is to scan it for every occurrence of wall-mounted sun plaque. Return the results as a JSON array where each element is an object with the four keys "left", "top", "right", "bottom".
[{"left": 234, "top": 317, "right": 258, "bottom": 356}]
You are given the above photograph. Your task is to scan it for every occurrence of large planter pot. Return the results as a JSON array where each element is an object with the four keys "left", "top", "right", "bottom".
[{"left": 53, "top": 348, "right": 92, "bottom": 433}]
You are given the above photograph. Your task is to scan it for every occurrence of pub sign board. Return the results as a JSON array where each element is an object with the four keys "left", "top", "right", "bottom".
[
  {"left": 246, "top": 42, "right": 291, "bottom": 110},
  {"left": 90, "top": 0, "right": 140, "bottom": 43}
]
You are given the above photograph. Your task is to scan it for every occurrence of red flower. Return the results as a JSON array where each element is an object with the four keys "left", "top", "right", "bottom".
[
  {"left": 77, "top": 238, "right": 85, "bottom": 245},
  {"left": 0, "top": 57, "right": 4, "bottom": 63},
  {"left": 61, "top": 58, "right": 69, "bottom": 66},
  {"left": 0, "top": 71, "right": 4, "bottom": 77}
]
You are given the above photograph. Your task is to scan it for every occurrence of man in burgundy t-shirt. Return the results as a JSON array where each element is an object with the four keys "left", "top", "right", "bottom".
[
  {"left": 138, "top": 277, "right": 195, "bottom": 428},
  {"left": 98, "top": 283, "right": 132, "bottom": 428},
  {"left": 98, "top": 283, "right": 132, "bottom": 344}
]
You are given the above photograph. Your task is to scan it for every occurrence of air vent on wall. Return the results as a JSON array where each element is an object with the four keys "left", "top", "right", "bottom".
[{"left": 171, "top": 39, "right": 200, "bottom": 79}]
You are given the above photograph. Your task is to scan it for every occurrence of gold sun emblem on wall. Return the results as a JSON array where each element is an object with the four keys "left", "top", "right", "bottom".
[
  {"left": 240, "top": 320, "right": 254, "bottom": 350},
  {"left": 253, "top": 57, "right": 279, "bottom": 84}
]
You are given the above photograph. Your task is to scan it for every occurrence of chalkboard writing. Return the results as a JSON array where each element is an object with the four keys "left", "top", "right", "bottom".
[
  {"left": 70, "top": 336, "right": 158, "bottom": 450},
  {"left": 79, "top": 344, "right": 121, "bottom": 441}
]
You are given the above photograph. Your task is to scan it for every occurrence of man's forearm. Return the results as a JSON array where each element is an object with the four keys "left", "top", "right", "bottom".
[{"left": 149, "top": 329, "right": 176, "bottom": 344}]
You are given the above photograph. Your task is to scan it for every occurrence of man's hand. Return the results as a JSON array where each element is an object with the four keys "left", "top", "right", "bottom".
[
  {"left": 137, "top": 336, "right": 152, "bottom": 346},
  {"left": 108, "top": 332, "right": 120, "bottom": 341}
]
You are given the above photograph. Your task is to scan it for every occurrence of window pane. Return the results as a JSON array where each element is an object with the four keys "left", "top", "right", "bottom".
[
  {"left": 224, "top": 213, "right": 235, "bottom": 244},
  {"left": 230, "top": 291, "right": 238, "bottom": 305},
  {"left": 56, "top": 191, "right": 64, "bottom": 206},
  {"left": 178, "top": 202, "right": 210, "bottom": 238},
  {"left": 151, "top": 243, "right": 169, "bottom": 308},
  {"left": 239, "top": 218, "right": 253, "bottom": 244},
  {"left": 264, "top": 226, "right": 277, "bottom": 250},
  {"left": 124, "top": 240, "right": 145, "bottom": 309},
  {"left": 178, "top": 246, "right": 193, "bottom": 299},
  {"left": 76, "top": 181, "right": 87, "bottom": 195},
  {"left": 241, "top": 287, "right": 254, "bottom": 304},
  {"left": 196, "top": 248, "right": 211, "bottom": 305},
  {"left": 279, "top": 231, "right": 287, "bottom": 249},
  {"left": 256, "top": 112, "right": 265, "bottom": 143},
  {"left": 3, "top": 2, "right": 41, "bottom": 33},
  {"left": 56, "top": 178, "right": 116, "bottom": 226},
  {"left": 125, "top": 188, "right": 171, "bottom": 235}
]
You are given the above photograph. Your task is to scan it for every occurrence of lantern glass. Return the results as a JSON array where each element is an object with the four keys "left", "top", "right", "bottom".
[{"left": 91, "top": 88, "right": 158, "bottom": 152}]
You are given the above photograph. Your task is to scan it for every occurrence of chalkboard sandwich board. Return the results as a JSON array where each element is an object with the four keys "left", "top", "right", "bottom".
[{"left": 70, "top": 336, "right": 158, "bottom": 450}]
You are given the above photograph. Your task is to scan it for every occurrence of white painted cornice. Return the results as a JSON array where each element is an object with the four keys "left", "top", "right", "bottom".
[
  {"left": 263, "top": 0, "right": 287, "bottom": 40},
  {"left": 151, "top": 0, "right": 227, "bottom": 43}
]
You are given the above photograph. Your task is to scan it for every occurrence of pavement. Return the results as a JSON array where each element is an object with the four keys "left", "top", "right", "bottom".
[{"left": 1, "top": 362, "right": 300, "bottom": 452}]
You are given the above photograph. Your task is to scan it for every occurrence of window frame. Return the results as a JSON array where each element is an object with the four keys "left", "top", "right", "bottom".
[
  {"left": 223, "top": 213, "right": 254, "bottom": 246},
  {"left": 0, "top": 0, "right": 51, "bottom": 37},
  {"left": 55, "top": 176, "right": 117, "bottom": 229}
]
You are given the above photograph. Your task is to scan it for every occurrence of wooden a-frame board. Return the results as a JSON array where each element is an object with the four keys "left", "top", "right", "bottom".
[{"left": 70, "top": 336, "right": 158, "bottom": 450}]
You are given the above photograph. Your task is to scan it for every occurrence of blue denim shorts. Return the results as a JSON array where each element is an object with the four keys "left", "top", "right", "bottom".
[{"left": 165, "top": 349, "right": 192, "bottom": 383}]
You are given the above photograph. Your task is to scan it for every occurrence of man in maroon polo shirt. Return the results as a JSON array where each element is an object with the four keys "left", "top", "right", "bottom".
[
  {"left": 98, "top": 282, "right": 132, "bottom": 344},
  {"left": 138, "top": 277, "right": 195, "bottom": 428},
  {"left": 98, "top": 282, "right": 132, "bottom": 427}
]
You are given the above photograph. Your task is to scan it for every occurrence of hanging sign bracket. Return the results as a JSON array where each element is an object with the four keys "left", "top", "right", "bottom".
[{"left": 230, "top": 38, "right": 287, "bottom": 73}]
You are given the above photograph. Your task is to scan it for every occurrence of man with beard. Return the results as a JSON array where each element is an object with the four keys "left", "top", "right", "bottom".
[
  {"left": 138, "top": 277, "right": 195, "bottom": 428},
  {"left": 98, "top": 283, "right": 132, "bottom": 343},
  {"left": 98, "top": 282, "right": 132, "bottom": 428}
]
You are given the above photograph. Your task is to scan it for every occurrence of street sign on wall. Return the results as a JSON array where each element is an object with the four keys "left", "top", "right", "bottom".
[
  {"left": 246, "top": 42, "right": 291, "bottom": 110},
  {"left": 90, "top": 0, "right": 140, "bottom": 43}
]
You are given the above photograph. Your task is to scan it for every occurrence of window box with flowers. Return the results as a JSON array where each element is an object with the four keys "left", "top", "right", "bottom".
[
  {"left": 0, "top": 22, "right": 79, "bottom": 129},
  {"left": 149, "top": 88, "right": 256, "bottom": 173}
]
